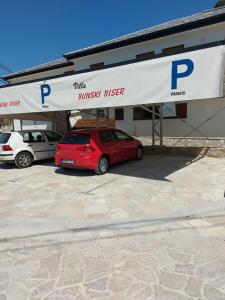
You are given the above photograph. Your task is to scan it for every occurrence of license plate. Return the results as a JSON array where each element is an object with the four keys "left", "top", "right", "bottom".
[{"left": 61, "top": 159, "right": 74, "bottom": 164}]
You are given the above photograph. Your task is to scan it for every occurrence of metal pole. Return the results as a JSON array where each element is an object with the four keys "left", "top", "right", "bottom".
[
  {"left": 67, "top": 111, "right": 71, "bottom": 131},
  {"left": 160, "top": 103, "right": 163, "bottom": 147},
  {"left": 105, "top": 108, "right": 110, "bottom": 127},
  {"left": 152, "top": 104, "right": 155, "bottom": 148},
  {"left": 96, "top": 110, "right": 99, "bottom": 128}
]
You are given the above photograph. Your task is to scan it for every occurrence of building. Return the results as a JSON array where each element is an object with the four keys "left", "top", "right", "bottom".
[{"left": 1, "top": 6, "right": 225, "bottom": 146}]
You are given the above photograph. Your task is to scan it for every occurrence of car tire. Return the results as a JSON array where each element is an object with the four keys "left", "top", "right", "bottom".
[
  {"left": 15, "top": 151, "right": 33, "bottom": 169},
  {"left": 95, "top": 156, "right": 109, "bottom": 175},
  {"left": 136, "top": 146, "right": 143, "bottom": 160}
]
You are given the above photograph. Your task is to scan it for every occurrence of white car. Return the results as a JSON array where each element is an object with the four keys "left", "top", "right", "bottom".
[{"left": 0, "top": 130, "right": 62, "bottom": 168}]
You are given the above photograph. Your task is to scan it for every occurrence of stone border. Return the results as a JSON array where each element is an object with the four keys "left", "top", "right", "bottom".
[
  {"left": 143, "top": 145, "right": 225, "bottom": 158},
  {"left": 136, "top": 136, "right": 225, "bottom": 148}
]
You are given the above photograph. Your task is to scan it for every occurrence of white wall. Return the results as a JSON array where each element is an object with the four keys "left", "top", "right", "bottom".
[
  {"left": 73, "top": 22, "right": 225, "bottom": 71},
  {"left": 21, "top": 120, "right": 53, "bottom": 130},
  {"left": 109, "top": 98, "right": 225, "bottom": 138}
]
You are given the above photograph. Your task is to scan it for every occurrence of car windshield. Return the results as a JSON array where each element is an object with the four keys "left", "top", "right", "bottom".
[
  {"left": 0, "top": 133, "right": 11, "bottom": 144},
  {"left": 60, "top": 134, "right": 90, "bottom": 144}
]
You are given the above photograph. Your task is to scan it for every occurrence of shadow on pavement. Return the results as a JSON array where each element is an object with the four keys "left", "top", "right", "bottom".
[
  {"left": 55, "top": 167, "right": 95, "bottom": 177},
  {"left": 54, "top": 152, "right": 206, "bottom": 182}
]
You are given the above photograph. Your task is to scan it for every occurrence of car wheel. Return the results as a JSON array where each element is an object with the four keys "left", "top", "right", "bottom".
[
  {"left": 15, "top": 152, "right": 33, "bottom": 168},
  {"left": 95, "top": 156, "right": 109, "bottom": 175},
  {"left": 136, "top": 146, "right": 143, "bottom": 160}
]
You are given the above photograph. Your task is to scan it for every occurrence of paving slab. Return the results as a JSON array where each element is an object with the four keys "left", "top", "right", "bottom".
[{"left": 0, "top": 154, "right": 225, "bottom": 299}]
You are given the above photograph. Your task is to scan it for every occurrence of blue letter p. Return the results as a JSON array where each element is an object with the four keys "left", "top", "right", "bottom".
[
  {"left": 171, "top": 59, "right": 194, "bottom": 90},
  {"left": 40, "top": 84, "right": 51, "bottom": 105}
]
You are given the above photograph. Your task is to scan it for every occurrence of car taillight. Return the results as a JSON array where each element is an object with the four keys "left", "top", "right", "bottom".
[
  {"left": 77, "top": 145, "right": 87, "bottom": 152},
  {"left": 2, "top": 145, "right": 13, "bottom": 151},
  {"left": 56, "top": 144, "right": 61, "bottom": 151},
  {"left": 77, "top": 145, "right": 95, "bottom": 152},
  {"left": 86, "top": 145, "right": 95, "bottom": 152}
]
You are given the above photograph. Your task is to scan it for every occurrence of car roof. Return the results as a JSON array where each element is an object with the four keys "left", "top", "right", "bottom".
[
  {"left": 0, "top": 131, "right": 12, "bottom": 134},
  {"left": 67, "top": 127, "right": 116, "bottom": 135},
  {"left": 18, "top": 130, "right": 47, "bottom": 132}
]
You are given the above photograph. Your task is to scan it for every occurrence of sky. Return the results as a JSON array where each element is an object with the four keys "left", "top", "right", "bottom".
[{"left": 0, "top": 0, "right": 218, "bottom": 75}]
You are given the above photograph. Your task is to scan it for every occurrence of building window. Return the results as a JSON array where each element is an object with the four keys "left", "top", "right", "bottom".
[
  {"left": 64, "top": 71, "right": 74, "bottom": 75},
  {"left": 133, "top": 106, "right": 160, "bottom": 120},
  {"left": 163, "top": 102, "right": 187, "bottom": 119},
  {"left": 136, "top": 51, "right": 155, "bottom": 61},
  {"left": 162, "top": 45, "right": 184, "bottom": 54},
  {"left": 176, "top": 103, "right": 187, "bottom": 118},
  {"left": 90, "top": 62, "right": 104, "bottom": 71},
  {"left": 115, "top": 108, "right": 124, "bottom": 120}
]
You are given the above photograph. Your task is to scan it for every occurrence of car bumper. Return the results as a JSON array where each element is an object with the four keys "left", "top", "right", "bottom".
[
  {"left": 55, "top": 155, "right": 97, "bottom": 170},
  {"left": 0, "top": 152, "right": 15, "bottom": 162}
]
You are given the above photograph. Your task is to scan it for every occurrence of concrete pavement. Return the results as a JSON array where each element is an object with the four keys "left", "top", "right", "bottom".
[{"left": 0, "top": 154, "right": 225, "bottom": 299}]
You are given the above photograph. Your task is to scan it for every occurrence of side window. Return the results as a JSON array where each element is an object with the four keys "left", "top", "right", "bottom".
[
  {"left": 23, "top": 131, "right": 45, "bottom": 143},
  {"left": 23, "top": 132, "right": 30, "bottom": 143},
  {"left": 45, "top": 131, "right": 62, "bottom": 142},
  {"left": 114, "top": 130, "right": 132, "bottom": 141},
  {"left": 133, "top": 106, "right": 160, "bottom": 120},
  {"left": 100, "top": 131, "right": 116, "bottom": 142}
]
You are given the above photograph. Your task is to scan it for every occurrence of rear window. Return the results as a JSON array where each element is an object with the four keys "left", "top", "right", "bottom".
[
  {"left": 60, "top": 134, "right": 90, "bottom": 144},
  {"left": 0, "top": 133, "right": 11, "bottom": 144}
]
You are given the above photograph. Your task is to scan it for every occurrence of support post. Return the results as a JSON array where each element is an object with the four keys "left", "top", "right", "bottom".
[
  {"left": 160, "top": 103, "right": 163, "bottom": 147},
  {"left": 96, "top": 110, "right": 100, "bottom": 128},
  {"left": 67, "top": 111, "right": 71, "bottom": 131},
  {"left": 152, "top": 104, "right": 155, "bottom": 148},
  {"left": 105, "top": 108, "right": 110, "bottom": 127}
]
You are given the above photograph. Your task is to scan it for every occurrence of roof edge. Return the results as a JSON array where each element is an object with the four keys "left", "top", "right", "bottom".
[{"left": 3, "top": 60, "right": 74, "bottom": 81}]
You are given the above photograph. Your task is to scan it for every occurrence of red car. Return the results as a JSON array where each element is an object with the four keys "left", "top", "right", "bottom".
[{"left": 55, "top": 127, "right": 143, "bottom": 175}]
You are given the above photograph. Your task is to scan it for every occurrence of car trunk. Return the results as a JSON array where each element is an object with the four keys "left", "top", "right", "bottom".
[{"left": 58, "top": 134, "right": 91, "bottom": 158}]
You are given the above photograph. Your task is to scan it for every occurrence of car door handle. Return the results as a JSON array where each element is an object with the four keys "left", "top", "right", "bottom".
[{"left": 49, "top": 143, "right": 54, "bottom": 146}]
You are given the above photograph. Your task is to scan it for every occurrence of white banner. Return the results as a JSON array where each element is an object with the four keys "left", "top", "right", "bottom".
[{"left": 0, "top": 45, "right": 225, "bottom": 116}]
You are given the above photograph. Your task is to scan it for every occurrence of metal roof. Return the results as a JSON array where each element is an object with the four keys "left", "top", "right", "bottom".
[
  {"left": 64, "top": 6, "right": 225, "bottom": 59},
  {"left": 3, "top": 58, "right": 73, "bottom": 80}
]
